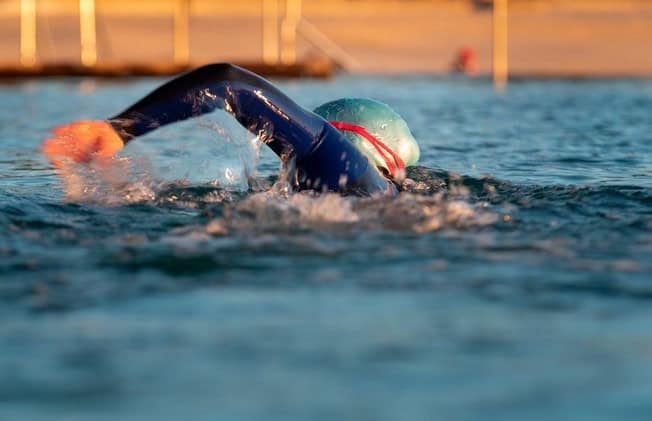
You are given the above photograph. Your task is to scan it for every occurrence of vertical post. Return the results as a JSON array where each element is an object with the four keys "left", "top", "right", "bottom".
[
  {"left": 262, "top": 0, "right": 279, "bottom": 65},
  {"left": 174, "top": 0, "right": 190, "bottom": 65},
  {"left": 20, "top": 0, "right": 37, "bottom": 67},
  {"left": 493, "top": 0, "right": 508, "bottom": 91},
  {"left": 280, "top": 0, "right": 302, "bottom": 65},
  {"left": 79, "top": 0, "right": 97, "bottom": 67}
]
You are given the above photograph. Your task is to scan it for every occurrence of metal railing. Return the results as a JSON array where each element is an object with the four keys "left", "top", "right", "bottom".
[
  {"left": 16, "top": 0, "right": 362, "bottom": 72},
  {"left": 15, "top": 0, "right": 511, "bottom": 87}
]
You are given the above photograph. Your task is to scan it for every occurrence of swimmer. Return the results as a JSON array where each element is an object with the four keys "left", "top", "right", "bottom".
[{"left": 42, "top": 63, "right": 420, "bottom": 196}]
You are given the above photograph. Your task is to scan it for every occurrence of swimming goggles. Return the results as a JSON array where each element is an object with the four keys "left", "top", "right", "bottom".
[{"left": 328, "top": 120, "right": 405, "bottom": 177}]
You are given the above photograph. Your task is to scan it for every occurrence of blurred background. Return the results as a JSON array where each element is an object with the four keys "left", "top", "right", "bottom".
[
  {"left": 1, "top": 0, "right": 651, "bottom": 79},
  {"left": 2, "top": 3, "right": 652, "bottom": 420}
]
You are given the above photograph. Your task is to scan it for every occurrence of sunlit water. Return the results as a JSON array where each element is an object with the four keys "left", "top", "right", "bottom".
[{"left": 1, "top": 76, "right": 652, "bottom": 420}]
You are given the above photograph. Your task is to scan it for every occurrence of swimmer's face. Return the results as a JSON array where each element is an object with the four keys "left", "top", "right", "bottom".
[{"left": 314, "top": 98, "right": 420, "bottom": 175}]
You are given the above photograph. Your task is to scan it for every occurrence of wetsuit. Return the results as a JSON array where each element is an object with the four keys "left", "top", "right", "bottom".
[{"left": 109, "top": 63, "right": 395, "bottom": 196}]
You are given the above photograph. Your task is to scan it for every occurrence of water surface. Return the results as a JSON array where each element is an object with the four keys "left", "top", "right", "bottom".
[{"left": 1, "top": 76, "right": 652, "bottom": 420}]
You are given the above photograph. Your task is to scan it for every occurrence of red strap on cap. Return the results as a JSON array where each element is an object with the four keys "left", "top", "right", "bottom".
[{"left": 328, "top": 120, "right": 405, "bottom": 176}]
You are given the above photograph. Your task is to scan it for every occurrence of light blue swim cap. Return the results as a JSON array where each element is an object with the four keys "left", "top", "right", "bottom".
[{"left": 314, "top": 98, "right": 420, "bottom": 173}]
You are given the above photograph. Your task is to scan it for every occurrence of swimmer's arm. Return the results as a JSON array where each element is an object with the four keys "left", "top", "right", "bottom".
[
  {"left": 109, "top": 63, "right": 324, "bottom": 160},
  {"left": 43, "top": 63, "right": 320, "bottom": 165},
  {"left": 43, "top": 63, "right": 390, "bottom": 194},
  {"left": 44, "top": 63, "right": 344, "bottom": 165},
  {"left": 111, "top": 63, "right": 385, "bottom": 190}
]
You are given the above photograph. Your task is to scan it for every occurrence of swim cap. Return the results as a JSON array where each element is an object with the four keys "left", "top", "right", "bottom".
[{"left": 314, "top": 98, "right": 420, "bottom": 175}]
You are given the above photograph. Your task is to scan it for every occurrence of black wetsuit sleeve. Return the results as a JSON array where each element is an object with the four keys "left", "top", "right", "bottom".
[{"left": 109, "top": 63, "right": 391, "bottom": 194}]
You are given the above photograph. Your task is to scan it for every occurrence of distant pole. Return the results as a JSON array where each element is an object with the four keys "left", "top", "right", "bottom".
[
  {"left": 174, "top": 0, "right": 190, "bottom": 65},
  {"left": 280, "top": 0, "right": 302, "bottom": 65},
  {"left": 493, "top": 0, "right": 508, "bottom": 91},
  {"left": 79, "top": 0, "right": 97, "bottom": 67},
  {"left": 262, "top": 0, "right": 279, "bottom": 64},
  {"left": 20, "top": 0, "right": 37, "bottom": 67}
]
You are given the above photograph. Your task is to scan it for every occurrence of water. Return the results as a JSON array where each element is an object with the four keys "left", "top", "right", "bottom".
[{"left": 1, "top": 75, "right": 652, "bottom": 420}]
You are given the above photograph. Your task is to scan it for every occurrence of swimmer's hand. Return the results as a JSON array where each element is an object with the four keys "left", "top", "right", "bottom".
[{"left": 42, "top": 120, "right": 124, "bottom": 168}]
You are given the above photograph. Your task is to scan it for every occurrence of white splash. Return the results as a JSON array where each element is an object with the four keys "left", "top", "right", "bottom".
[{"left": 202, "top": 189, "right": 498, "bottom": 236}]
